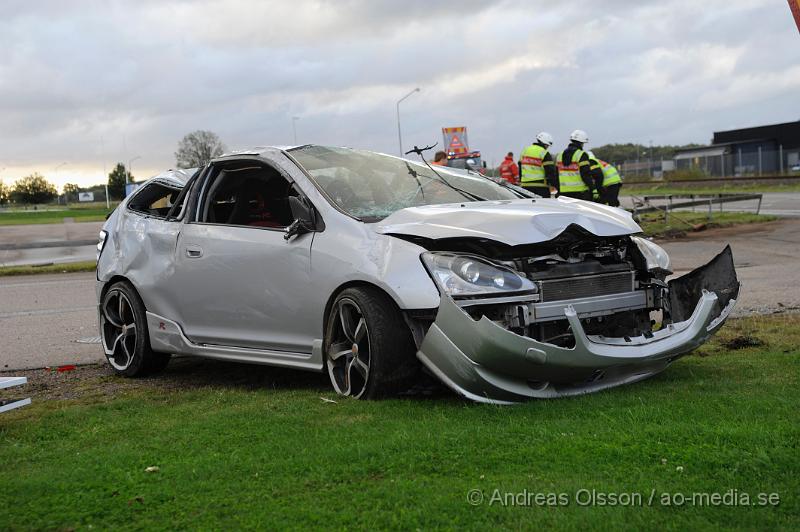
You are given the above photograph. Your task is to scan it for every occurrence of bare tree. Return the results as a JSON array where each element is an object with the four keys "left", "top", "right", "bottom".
[{"left": 175, "top": 130, "right": 226, "bottom": 169}]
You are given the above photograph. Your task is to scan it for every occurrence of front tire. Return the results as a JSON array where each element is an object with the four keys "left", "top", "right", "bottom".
[
  {"left": 100, "top": 281, "right": 170, "bottom": 377},
  {"left": 325, "top": 287, "right": 419, "bottom": 399}
]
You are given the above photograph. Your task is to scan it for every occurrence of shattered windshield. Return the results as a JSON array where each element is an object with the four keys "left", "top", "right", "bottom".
[{"left": 289, "top": 145, "right": 524, "bottom": 221}]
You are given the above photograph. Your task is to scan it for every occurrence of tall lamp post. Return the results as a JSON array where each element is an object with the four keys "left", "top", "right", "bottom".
[
  {"left": 292, "top": 116, "right": 300, "bottom": 145},
  {"left": 54, "top": 162, "right": 67, "bottom": 205},
  {"left": 128, "top": 156, "right": 141, "bottom": 184},
  {"left": 396, "top": 88, "right": 420, "bottom": 156}
]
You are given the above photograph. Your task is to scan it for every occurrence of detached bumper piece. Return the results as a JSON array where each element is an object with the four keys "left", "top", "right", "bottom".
[{"left": 417, "top": 247, "right": 740, "bottom": 404}]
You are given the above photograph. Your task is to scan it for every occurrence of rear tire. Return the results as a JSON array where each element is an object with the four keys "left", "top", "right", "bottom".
[
  {"left": 325, "top": 287, "right": 419, "bottom": 399},
  {"left": 100, "top": 281, "right": 171, "bottom": 377}
]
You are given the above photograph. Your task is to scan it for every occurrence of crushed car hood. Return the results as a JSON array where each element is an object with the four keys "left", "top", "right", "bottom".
[{"left": 374, "top": 197, "right": 642, "bottom": 246}]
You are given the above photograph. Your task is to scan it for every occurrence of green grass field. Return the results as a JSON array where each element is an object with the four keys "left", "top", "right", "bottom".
[
  {"left": 0, "top": 260, "right": 97, "bottom": 276},
  {"left": 622, "top": 182, "right": 800, "bottom": 196},
  {"left": 636, "top": 212, "right": 777, "bottom": 238},
  {"left": 1, "top": 314, "right": 797, "bottom": 530},
  {"left": 0, "top": 202, "right": 116, "bottom": 225}
]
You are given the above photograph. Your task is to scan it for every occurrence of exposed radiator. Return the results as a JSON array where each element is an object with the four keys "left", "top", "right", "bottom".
[{"left": 538, "top": 271, "right": 634, "bottom": 302}]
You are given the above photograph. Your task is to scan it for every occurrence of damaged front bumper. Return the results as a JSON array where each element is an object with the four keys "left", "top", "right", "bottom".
[{"left": 417, "top": 246, "right": 740, "bottom": 404}]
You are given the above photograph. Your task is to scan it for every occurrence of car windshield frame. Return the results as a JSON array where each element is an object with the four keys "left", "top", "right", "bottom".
[{"left": 287, "top": 145, "right": 530, "bottom": 222}]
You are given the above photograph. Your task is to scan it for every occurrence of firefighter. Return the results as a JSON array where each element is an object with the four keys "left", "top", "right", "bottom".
[
  {"left": 519, "top": 132, "right": 557, "bottom": 197},
  {"left": 598, "top": 159, "right": 623, "bottom": 206},
  {"left": 556, "top": 130, "right": 595, "bottom": 200},
  {"left": 498, "top": 152, "right": 519, "bottom": 184},
  {"left": 585, "top": 150, "right": 605, "bottom": 202}
]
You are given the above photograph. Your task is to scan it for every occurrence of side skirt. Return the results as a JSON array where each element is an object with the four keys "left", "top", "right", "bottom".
[{"left": 145, "top": 312, "right": 324, "bottom": 372}]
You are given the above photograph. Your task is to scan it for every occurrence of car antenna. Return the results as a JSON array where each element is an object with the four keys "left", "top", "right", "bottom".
[{"left": 404, "top": 143, "right": 484, "bottom": 201}]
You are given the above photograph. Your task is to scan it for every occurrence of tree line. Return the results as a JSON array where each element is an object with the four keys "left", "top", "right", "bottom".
[{"left": 0, "top": 130, "right": 225, "bottom": 205}]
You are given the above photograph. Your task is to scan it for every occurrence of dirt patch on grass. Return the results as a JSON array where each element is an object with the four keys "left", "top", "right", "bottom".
[
  {"left": 657, "top": 218, "right": 787, "bottom": 242},
  {"left": 721, "top": 334, "right": 766, "bottom": 350},
  {"left": 3, "top": 357, "right": 331, "bottom": 404}
]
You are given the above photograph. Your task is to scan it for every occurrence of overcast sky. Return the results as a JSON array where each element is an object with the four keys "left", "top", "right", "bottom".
[{"left": 1, "top": 0, "right": 798, "bottom": 188}]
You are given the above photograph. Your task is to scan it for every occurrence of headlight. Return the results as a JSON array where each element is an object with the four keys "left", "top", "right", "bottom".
[
  {"left": 97, "top": 230, "right": 108, "bottom": 261},
  {"left": 421, "top": 252, "right": 537, "bottom": 297},
  {"left": 631, "top": 236, "right": 671, "bottom": 273}
]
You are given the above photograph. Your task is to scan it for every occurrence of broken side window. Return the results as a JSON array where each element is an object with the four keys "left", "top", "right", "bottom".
[{"left": 127, "top": 183, "right": 184, "bottom": 219}]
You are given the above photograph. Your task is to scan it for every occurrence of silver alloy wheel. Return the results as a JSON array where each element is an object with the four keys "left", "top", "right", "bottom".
[
  {"left": 100, "top": 289, "right": 138, "bottom": 371},
  {"left": 327, "top": 297, "right": 371, "bottom": 398}
]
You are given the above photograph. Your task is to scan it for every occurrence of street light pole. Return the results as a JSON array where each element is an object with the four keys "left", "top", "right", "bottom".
[
  {"left": 396, "top": 88, "right": 420, "bottom": 156},
  {"left": 54, "top": 162, "right": 67, "bottom": 205},
  {"left": 292, "top": 116, "right": 300, "bottom": 145},
  {"left": 128, "top": 156, "right": 141, "bottom": 184}
]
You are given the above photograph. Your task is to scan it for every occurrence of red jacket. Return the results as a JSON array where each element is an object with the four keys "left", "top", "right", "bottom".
[{"left": 499, "top": 156, "right": 519, "bottom": 184}]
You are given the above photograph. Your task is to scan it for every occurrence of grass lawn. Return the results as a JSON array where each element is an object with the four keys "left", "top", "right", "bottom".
[
  {"left": 0, "top": 260, "right": 96, "bottom": 277},
  {"left": 0, "top": 205, "right": 114, "bottom": 225},
  {"left": 622, "top": 182, "right": 800, "bottom": 196},
  {"left": 1, "top": 314, "right": 798, "bottom": 530},
  {"left": 638, "top": 212, "right": 777, "bottom": 239}
]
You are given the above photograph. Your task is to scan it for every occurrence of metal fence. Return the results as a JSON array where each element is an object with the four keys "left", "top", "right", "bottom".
[{"left": 607, "top": 147, "right": 800, "bottom": 179}]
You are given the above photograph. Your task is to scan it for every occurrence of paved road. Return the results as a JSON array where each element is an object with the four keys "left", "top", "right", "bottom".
[
  {"left": 2, "top": 218, "right": 799, "bottom": 371},
  {"left": 0, "top": 221, "right": 103, "bottom": 266},
  {"left": 660, "top": 219, "right": 800, "bottom": 315},
  {"left": 1, "top": 272, "right": 100, "bottom": 370}
]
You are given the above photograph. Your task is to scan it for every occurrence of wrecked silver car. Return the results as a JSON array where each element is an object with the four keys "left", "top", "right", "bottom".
[{"left": 96, "top": 145, "right": 739, "bottom": 403}]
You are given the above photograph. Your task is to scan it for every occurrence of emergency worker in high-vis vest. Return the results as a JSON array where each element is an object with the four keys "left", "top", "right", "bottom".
[
  {"left": 598, "top": 160, "right": 622, "bottom": 206},
  {"left": 519, "top": 132, "right": 558, "bottom": 197},
  {"left": 555, "top": 130, "right": 595, "bottom": 201}
]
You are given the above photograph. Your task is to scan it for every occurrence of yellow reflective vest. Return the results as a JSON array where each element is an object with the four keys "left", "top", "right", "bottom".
[
  {"left": 519, "top": 144, "right": 548, "bottom": 185},
  {"left": 556, "top": 149, "right": 590, "bottom": 193},
  {"left": 600, "top": 161, "right": 622, "bottom": 186}
]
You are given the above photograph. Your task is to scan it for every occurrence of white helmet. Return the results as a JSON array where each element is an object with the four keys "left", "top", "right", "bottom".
[
  {"left": 570, "top": 129, "right": 589, "bottom": 144},
  {"left": 535, "top": 131, "right": 554, "bottom": 147}
]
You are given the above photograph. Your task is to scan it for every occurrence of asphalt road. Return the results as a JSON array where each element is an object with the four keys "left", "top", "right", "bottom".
[
  {"left": 1, "top": 272, "right": 100, "bottom": 370},
  {"left": 0, "top": 221, "right": 103, "bottom": 266},
  {"left": 2, "top": 218, "right": 799, "bottom": 371}
]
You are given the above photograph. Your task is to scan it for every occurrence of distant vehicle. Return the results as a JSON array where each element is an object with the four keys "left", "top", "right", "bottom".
[
  {"left": 96, "top": 145, "right": 739, "bottom": 403},
  {"left": 442, "top": 126, "right": 485, "bottom": 173},
  {"left": 790, "top": 163, "right": 800, "bottom": 173}
]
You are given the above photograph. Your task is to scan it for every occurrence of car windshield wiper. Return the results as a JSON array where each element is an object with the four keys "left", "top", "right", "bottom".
[{"left": 404, "top": 144, "right": 486, "bottom": 202}]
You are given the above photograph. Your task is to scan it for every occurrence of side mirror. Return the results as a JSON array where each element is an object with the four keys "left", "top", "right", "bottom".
[
  {"left": 285, "top": 196, "right": 316, "bottom": 241},
  {"left": 289, "top": 195, "right": 314, "bottom": 225}
]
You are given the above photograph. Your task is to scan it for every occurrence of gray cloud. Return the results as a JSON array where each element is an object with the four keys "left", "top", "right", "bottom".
[{"left": 0, "top": 0, "right": 797, "bottom": 186}]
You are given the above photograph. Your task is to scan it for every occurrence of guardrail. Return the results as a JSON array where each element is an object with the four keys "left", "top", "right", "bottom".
[{"left": 630, "top": 193, "right": 763, "bottom": 222}]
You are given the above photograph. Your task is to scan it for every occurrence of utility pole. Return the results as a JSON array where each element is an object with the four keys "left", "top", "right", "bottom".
[
  {"left": 636, "top": 145, "right": 641, "bottom": 176},
  {"left": 128, "top": 156, "right": 141, "bottom": 184},
  {"left": 55, "top": 162, "right": 67, "bottom": 205},
  {"left": 101, "top": 136, "right": 109, "bottom": 208},
  {"left": 292, "top": 116, "right": 300, "bottom": 145},
  {"left": 396, "top": 88, "right": 420, "bottom": 156}
]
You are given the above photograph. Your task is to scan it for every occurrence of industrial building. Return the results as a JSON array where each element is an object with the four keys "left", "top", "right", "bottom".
[{"left": 674, "top": 120, "right": 800, "bottom": 176}]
